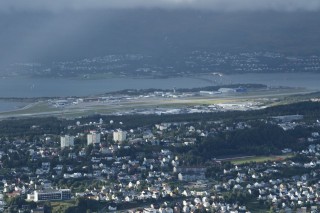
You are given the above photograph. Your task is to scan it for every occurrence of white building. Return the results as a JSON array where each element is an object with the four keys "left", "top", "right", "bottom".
[
  {"left": 87, "top": 131, "right": 101, "bottom": 145},
  {"left": 28, "top": 189, "right": 71, "bottom": 202},
  {"left": 218, "top": 88, "right": 236, "bottom": 93},
  {"left": 113, "top": 130, "right": 127, "bottom": 142},
  {"left": 60, "top": 135, "right": 75, "bottom": 148}
]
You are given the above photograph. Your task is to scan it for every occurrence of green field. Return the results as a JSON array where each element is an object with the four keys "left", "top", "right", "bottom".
[
  {"left": 51, "top": 200, "right": 76, "bottom": 213},
  {"left": 229, "top": 154, "right": 294, "bottom": 165}
]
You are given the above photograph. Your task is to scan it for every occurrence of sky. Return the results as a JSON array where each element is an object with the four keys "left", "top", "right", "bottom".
[
  {"left": 1, "top": 0, "right": 320, "bottom": 66},
  {"left": 1, "top": 0, "right": 320, "bottom": 12}
]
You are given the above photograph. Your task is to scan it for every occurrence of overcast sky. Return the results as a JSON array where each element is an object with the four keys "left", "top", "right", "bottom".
[
  {"left": 1, "top": 0, "right": 320, "bottom": 66},
  {"left": 1, "top": 0, "right": 320, "bottom": 12}
]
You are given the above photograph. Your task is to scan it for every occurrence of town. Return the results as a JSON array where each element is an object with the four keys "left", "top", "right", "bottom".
[
  {"left": 2, "top": 2, "right": 320, "bottom": 213},
  {"left": 2, "top": 52, "right": 320, "bottom": 79},
  {"left": 1, "top": 99, "right": 320, "bottom": 212}
]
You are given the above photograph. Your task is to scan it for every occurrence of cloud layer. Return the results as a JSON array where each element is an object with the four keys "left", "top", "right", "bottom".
[{"left": 1, "top": 0, "right": 320, "bottom": 12}]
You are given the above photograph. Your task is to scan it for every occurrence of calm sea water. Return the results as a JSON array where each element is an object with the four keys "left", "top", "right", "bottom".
[
  {"left": 0, "top": 76, "right": 214, "bottom": 98},
  {"left": 0, "top": 100, "right": 27, "bottom": 112},
  {"left": 220, "top": 73, "right": 320, "bottom": 90},
  {"left": 0, "top": 73, "right": 319, "bottom": 112}
]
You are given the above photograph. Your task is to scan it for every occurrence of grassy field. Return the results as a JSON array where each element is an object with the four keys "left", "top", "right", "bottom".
[
  {"left": 51, "top": 200, "right": 76, "bottom": 213},
  {"left": 229, "top": 154, "right": 294, "bottom": 165}
]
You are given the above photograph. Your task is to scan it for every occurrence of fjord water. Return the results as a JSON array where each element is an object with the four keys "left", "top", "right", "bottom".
[
  {"left": 0, "top": 100, "right": 27, "bottom": 112},
  {"left": 0, "top": 73, "right": 320, "bottom": 98}
]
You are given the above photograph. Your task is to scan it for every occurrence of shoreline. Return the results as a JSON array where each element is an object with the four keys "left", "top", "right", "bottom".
[{"left": 1, "top": 70, "right": 320, "bottom": 80}]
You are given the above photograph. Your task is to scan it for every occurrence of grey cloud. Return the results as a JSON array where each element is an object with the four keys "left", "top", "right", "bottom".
[{"left": 1, "top": 0, "right": 320, "bottom": 11}]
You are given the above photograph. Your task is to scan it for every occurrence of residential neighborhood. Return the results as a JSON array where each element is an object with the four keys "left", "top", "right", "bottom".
[
  {"left": 2, "top": 2, "right": 320, "bottom": 213},
  {"left": 1, "top": 102, "right": 320, "bottom": 212},
  {"left": 3, "top": 52, "right": 320, "bottom": 79}
]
